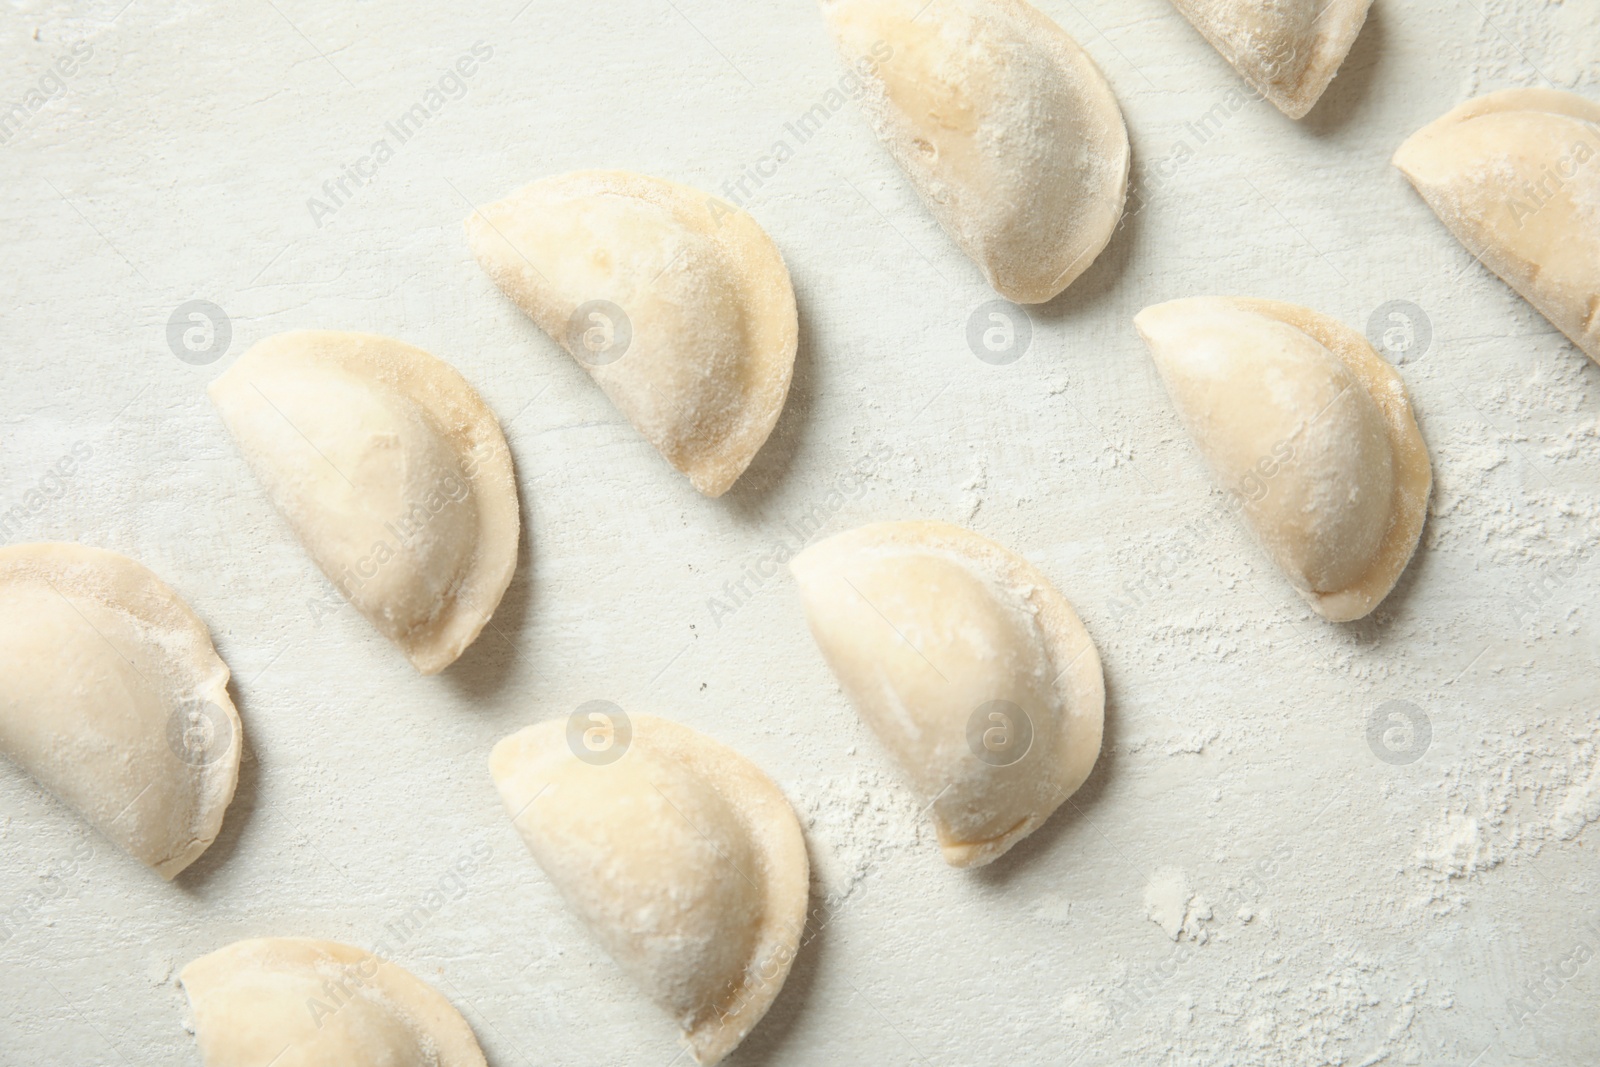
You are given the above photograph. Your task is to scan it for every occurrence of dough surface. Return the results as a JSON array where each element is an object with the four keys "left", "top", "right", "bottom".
[
  {"left": 1168, "top": 0, "right": 1373, "bottom": 119},
  {"left": 486, "top": 710, "right": 806, "bottom": 1067},
  {"left": 490, "top": 713, "right": 808, "bottom": 1065},
  {"left": 818, "top": 0, "right": 1130, "bottom": 303},
  {"left": 1135, "top": 297, "right": 1431, "bottom": 622},
  {"left": 467, "top": 170, "right": 798, "bottom": 497},
  {"left": 1394, "top": 88, "right": 1600, "bottom": 363},
  {"left": 0, "top": 542, "right": 241, "bottom": 879},
  {"left": 180, "top": 937, "right": 488, "bottom": 1067},
  {"left": 210, "top": 331, "right": 519, "bottom": 674},
  {"left": 791, "top": 521, "right": 1104, "bottom": 867}
]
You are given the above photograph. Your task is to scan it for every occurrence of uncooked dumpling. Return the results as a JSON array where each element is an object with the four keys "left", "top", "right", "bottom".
[
  {"left": 1394, "top": 89, "right": 1600, "bottom": 363},
  {"left": 790, "top": 521, "right": 1104, "bottom": 868},
  {"left": 0, "top": 543, "right": 241, "bottom": 879},
  {"left": 1167, "top": 0, "right": 1372, "bottom": 119},
  {"left": 466, "top": 171, "right": 798, "bottom": 497},
  {"left": 181, "top": 938, "right": 487, "bottom": 1067},
  {"left": 210, "top": 331, "right": 519, "bottom": 674},
  {"left": 490, "top": 713, "right": 807, "bottom": 1065},
  {"left": 818, "top": 0, "right": 1130, "bottom": 303},
  {"left": 1135, "top": 297, "right": 1431, "bottom": 622}
]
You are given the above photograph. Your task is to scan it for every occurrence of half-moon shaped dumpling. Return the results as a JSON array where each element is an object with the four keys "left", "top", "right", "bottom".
[
  {"left": 0, "top": 543, "right": 241, "bottom": 879},
  {"left": 1394, "top": 89, "right": 1600, "bottom": 363},
  {"left": 210, "top": 331, "right": 519, "bottom": 674},
  {"left": 489, "top": 713, "right": 807, "bottom": 1065},
  {"left": 1135, "top": 297, "right": 1431, "bottom": 622},
  {"left": 1167, "top": 0, "right": 1373, "bottom": 119},
  {"left": 790, "top": 521, "right": 1104, "bottom": 868},
  {"left": 180, "top": 938, "right": 487, "bottom": 1067},
  {"left": 818, "top": 0, "right": 1130, "bottom": 303},
  {"left": 466, "top": 171, "right": 798, "bottom": 497}
]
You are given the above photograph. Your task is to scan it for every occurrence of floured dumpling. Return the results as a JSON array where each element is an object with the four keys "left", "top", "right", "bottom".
[
  {"left": 1394, "top": 89, "right": 1600, "bottom": 363},
  {"left": 490, "top": 713, "right": 807, "bottom": 1065},
  {"left": 0, "top": 543, "right": 241, "bottom": 879},
  {"left": 818, "top": 0, "right": 1130, "bottom": 303},
  {"left": 790, "top": 521, "right": 1104, "bottom": 868},
  {"left": 210, "top": 331, "right": 519, "bottom": 674},
  {"left": 466, "top": 171, "right": 798, "bottom": 497},
  {"left": 1167, "top": 0, "right": 1372, "bottom": 119},
  {"left": 181, "top": 938, "right": 487, "bottom": 1067},
  {"left": 1135, "top": 297, "right": 1431, "bottom": 622}
]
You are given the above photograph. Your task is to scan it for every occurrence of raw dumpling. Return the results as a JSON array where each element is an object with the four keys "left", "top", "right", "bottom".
[
  {"left": 1135, "top": 297, "right": 1431, "bottom": 622},
  {"left": 1167, "top": 0, "right": 1373, "bottom": 119},
  {"left": 1393, "top": 89, "right": 1600, "bottom": 363},
  {"left": 489, "top": 713, "right": 807, "bottom": 1065},
  {"left": 210, "top": 331, "right": 519, "bottom": 674},
  {"left": 818, "top": 0, "right": 1130, "bottom": 303},
  {"left": 0, "top": 543, "right": 241, "bottom": 879},
  {"left": 466, "top": 171, "right": 798, "bottom": 497},
  {"left": 181, "top": 938, "right": 487, "bottom": 1067},
  {"left": 790, "top": 521, "right": 1104, "bottom": 868}
]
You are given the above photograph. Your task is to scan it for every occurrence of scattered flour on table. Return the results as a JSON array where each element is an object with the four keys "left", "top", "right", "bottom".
[
  {"left": 1033, "top": 892, "right": 1074, "bottom": 925},
  {"left": 1143, "top": 866, "right": 1213, "bottom": 943},
  {"left": 1464, "top": 0, "right": 1600, "bottom": 94},
  {"left": 789, "top": 766, "right": 926, "bottom": 908},
  {"left": 1409, "top": 718, "right": 1600, "bottom": 914}
]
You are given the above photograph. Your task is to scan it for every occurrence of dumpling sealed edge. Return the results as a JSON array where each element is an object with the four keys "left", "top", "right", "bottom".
[
  {"left": 489, "top": 713, "right": 808, "bottom": 1065},
  {"left": 1393, "top": 88, "right": 1600, "bottom": 363},
  {"left": 180, "top": 937, "right": 488, "bottom": 1066},
  {"left": 466, "top": 170, "right": 798, "bottom": 497},
  {"left": 791, "top": 520, "right": 1105, "bottom": 868},
  {"left": 0, "top": 543, "right": 241, "bottom": 879},
  {"left": 1135, "top": 297, "right": 1431, "bottom": 622},
  {"left": 209, "top": 330, "right": 520, "bottom": 674}
]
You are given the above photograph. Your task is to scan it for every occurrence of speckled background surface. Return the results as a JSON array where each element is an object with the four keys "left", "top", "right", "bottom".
[{"left": 2, "top": 0, "right": 1598, "bottom": 1063}]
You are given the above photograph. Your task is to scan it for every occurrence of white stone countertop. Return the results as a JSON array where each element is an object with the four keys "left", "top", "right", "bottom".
[{"left": 1, "top": 0, "right": 1598, "bottom": 1063}]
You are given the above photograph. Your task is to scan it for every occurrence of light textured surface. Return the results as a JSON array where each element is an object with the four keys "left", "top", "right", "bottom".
[{"left": 2, "top": 1, "right": 1599, "bottom": 1064}]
